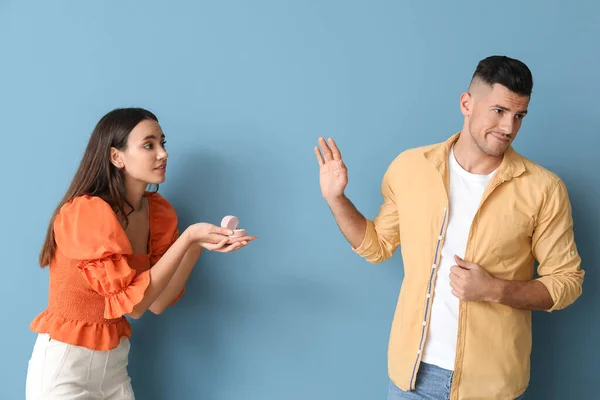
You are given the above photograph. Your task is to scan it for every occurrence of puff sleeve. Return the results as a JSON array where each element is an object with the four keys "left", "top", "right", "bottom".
[
  {"left": 54, "top": 196, "right": 151, "bottom": 319},
  {"left": 146, "top": 193, "right": 183, "bottom": 305}
]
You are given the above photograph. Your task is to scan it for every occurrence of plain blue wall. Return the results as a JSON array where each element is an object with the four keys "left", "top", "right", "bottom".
[{"left": 1, "top": 1, "right": 598, "bottom": 399}]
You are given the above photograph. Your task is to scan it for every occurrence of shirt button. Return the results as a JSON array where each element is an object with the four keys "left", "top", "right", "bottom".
[
  {"left": 426, "top": 294, "right": 431, "bottom": 298},
  {"left": 432, "top": 264, "right": 437, "bottom": 269},
  {"left": 571, "top": 250, "right": 576, "bottom": 255},
  {"left": 438, "top": 235, "right": 443, "bottom": 240},
  {"left": 417, "top": 349, "right": 421, "bottom": 355},
  {"left": 422, "top": 321, "right": 427, "bottom": 326}
]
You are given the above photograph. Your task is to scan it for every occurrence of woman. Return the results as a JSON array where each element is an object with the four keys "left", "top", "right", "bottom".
[{"left": 25, "top": 108, "right": 255, "bottom": 399}]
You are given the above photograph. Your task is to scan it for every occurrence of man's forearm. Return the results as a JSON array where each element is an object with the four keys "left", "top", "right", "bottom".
[
  {"left": 327, "top": 195, "right": 367, "bottom": 249},
  {"left": 488, "top": 279, "right": 554, "bottom": 310}
]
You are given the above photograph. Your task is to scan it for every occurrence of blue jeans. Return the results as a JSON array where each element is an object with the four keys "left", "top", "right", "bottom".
[{"left": 387, "top": 362, "right": 526, "bottom": 400}]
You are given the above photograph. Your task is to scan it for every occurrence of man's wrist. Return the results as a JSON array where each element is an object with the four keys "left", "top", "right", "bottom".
[
  {"left": 487, "top": 278, "right": 507, "bottom": 303},
  {"left": 325, "top": 193, "right": 347, "bottom": 208}
]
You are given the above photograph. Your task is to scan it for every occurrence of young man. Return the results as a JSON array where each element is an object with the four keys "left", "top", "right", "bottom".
[{"left": 314, "top": 55, "right": 584, "bottom": 400}]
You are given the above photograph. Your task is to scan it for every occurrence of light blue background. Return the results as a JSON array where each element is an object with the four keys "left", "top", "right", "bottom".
[{"left": 1, "top": 1, "right": 598, "bottom": 399}]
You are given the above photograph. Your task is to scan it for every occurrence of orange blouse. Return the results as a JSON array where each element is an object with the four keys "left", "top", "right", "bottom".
[{"left": 30, "top": 192, "right": 183, "bottom": 351}]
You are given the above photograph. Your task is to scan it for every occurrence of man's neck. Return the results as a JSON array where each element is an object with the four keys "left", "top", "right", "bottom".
[{"left": 453, "top": 133, "right": 502, "bottom": 175}]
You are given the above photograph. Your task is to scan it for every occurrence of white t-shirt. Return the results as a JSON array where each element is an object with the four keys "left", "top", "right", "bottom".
[{"left": 421, "top": 146, "right": 496, "bottom": 370}]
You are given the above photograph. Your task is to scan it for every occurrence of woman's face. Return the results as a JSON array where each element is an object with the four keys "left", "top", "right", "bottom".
[{"left": 111, "top": 119, "right": 168, "bottom": 185}]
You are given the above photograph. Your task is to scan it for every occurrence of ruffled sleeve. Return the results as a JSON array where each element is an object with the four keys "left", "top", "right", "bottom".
[
  {"left": 146, "top": 192, "right": 184, "bottom": 305},
  {"left": 54, "top": 196, "right": 151, "bottom": 319}
]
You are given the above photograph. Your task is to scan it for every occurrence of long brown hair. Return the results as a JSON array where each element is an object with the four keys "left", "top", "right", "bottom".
[{"left": 39, "top": 107, "right": 159, "bottom": 267}]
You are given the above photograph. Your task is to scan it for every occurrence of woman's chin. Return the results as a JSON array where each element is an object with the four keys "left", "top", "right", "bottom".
[{"left": 145, "top": 174, "right": 166, "bottom": 185}]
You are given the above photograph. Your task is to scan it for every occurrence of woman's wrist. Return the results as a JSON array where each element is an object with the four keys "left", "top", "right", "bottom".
[{"left": 180, "top": 227, "right": 196, "bottom": 249}]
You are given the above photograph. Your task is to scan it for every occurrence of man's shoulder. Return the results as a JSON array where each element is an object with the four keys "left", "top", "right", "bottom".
[
  {"left": 386, "top": 141, "right": 443, "bottom": 171},
  {"left": 514, "top": 150, "right": 563, "bottom": 188}
]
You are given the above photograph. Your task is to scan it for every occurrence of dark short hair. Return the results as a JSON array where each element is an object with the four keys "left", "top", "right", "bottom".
[{"left": 471, "top": 55, "right": 533, "bottom": 97}]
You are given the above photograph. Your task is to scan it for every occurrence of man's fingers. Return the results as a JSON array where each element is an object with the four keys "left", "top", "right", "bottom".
[
  {"left": 450, "top": 266, "right": 467, "bottom": 279},
  {"left": 454, "top": 255, "right": 475, "bottom": 269},
  {"left": 328, "top": 138, "right": 342, "bottom": 161},
  {"left": 314, "top": 146, "right": 325, "bottom": 166},
  {"left": 318, "top": 137, "right": 334, "bottom": 161},
  {"left": 450, "top": 271, "right": 461, "bottom": 282},
  {"left": 449, "top": 279, "right": 459, "bottom": 290},
  {"left": 449, "top": 281, "right": 465, "bottom": 299}
]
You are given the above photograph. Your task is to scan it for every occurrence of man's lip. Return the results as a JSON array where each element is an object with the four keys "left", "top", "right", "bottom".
[{"left": 489, "top": 132, "right": 511, "bottom": 142}]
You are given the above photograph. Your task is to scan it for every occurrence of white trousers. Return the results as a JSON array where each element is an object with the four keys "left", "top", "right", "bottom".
[{"left": 26, "top": 333, "right": 134, "bottom": 399}]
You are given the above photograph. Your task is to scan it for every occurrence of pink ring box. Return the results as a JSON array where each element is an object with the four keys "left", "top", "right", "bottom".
[{"left": 221, "top": 215, "right": 246, "bottom": 238}]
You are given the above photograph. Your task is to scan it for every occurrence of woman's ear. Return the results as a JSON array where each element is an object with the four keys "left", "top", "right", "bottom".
[{"left": 110, "top": 147, "right": 124, "bottom": 169}]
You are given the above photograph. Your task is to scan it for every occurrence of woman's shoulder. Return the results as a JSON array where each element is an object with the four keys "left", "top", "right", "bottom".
[
  {"left": 146, "top": 192, "right": 179, "bottom": 257},
  {"left": 54, "top": 195, "right": 131, "bottom": 259},
  {"left": 146, "top": 191, "right": 177, "bottom": 222},
  {"left": 57, "top": 195, "right": 116, "bottom": 222}
]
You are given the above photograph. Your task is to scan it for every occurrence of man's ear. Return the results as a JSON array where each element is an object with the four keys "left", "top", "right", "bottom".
[{"left": 460, "top": 91, "right": 473, "bottom": 117}]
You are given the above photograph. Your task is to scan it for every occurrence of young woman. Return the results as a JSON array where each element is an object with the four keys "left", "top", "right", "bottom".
[{"left": 25, "top": 108, "right": 255, "bottom": 399}]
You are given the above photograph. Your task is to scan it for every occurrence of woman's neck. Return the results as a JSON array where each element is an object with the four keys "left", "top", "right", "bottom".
[{"left": 124, "top": 178, "right": 148, "bottom": 213}]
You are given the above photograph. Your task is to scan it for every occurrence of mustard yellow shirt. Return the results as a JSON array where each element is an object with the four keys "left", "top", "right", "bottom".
[{"left": 354, "top": 133, "right": 584, "bottom": 400}]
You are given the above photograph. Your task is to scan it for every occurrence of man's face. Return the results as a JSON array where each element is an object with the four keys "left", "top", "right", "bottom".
[{"left": 463, "top": 83, "right": 530, "bottom": 157}]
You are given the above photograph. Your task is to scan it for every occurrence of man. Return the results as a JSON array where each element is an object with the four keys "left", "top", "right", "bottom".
[{"left": 314, "top": 55, "right": 583, "bottom": 400}]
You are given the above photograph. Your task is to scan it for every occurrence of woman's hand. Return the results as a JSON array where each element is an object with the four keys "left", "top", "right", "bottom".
[
  {"left": 184, "top": 223, "right": 233, "bottom": 245},
  {"left": 202, "top": 235, "right": 257, "bottom": 252}
]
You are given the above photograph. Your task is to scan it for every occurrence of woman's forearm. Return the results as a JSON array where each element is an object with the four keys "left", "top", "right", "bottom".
[
  {"left": 148, "top": 244, "right": 203, "bottom": 314},
  {"left": 128, "top": 229, "right": 194, "bottom": 318}
]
